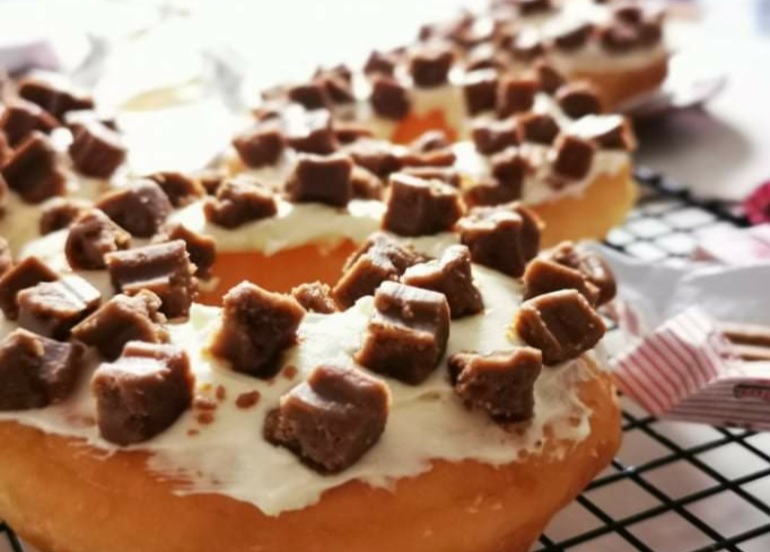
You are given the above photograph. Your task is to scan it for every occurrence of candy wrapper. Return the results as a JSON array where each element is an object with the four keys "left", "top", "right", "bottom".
[{"left": 591, "top": 246, "right": 770, "bottom": 431}]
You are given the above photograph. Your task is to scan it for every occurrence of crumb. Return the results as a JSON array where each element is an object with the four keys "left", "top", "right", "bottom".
[
  {"left": 283, "top": 365, "right": 298, "bottom": 379},
  {"left": 194, "top": 396, "right": 218, "bottom": 411},
  {"left": 236, "top": 391, "right": 261, "bottom": 409},
  {"left": 216, "top": 385, "right": 227, "bottom": 402},
  {"left": 196, "top": 412, "right": 215, "bottom": 425}
]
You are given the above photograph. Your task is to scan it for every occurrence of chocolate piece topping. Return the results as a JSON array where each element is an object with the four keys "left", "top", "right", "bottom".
[
  {"left": 463, "top": 69, "right": 500, "bottom": 115},
  {"left": 345, "top": 138, "right": 403, "bottom": 178},
  {"left": 0, "top": 238, "right": 11, "bottom": 277},
  {"left": 39, "top": 197, "right": 89, "bottom": 235},
  {"left": 545, "top": 242, "right": 616, "bottom": 305},
  {"left": 556, "top": 82, "right": 603, "bottom": 119},
  {"left": 146, "top": 172, "right": 205, "bottom": 207},
  {"left": 92, "top": 341, "right": 194, "bottom": 445},
  {"left": 96, "top": 180, "right": 173, "bottom": 238},
  {"left": 409, "top": 44, "right": 455, "bottom": 88},
  {"left": 517, "top": 0, "right": 553, "bottom": 16},
  {"left": 203, "top": 177, "right": 278, "bottom": 229},
  {"left": 457, "top": 202, "right": 541, "bottom": 277},
  {"left": 400, "top": 166, "right": 461, "bottom": 188},
  {"left": 449, "top": 348, "right": 542, "bottom": 421},
  {"left": 1, "top": 133, "right": 66, "bottom": 203},
  {"left": 209, "top": 282, "right": 305, "bottom": 378},
  {"left": 65, "top": 209, "right": 131, "bottom": 270},
  {"left": 397, "top": 147, "right": 456, "bottom": 169},
  {"left": 514, "top": 290, "right": 605, "bottom": 365},
  {"left": 497, "top": 75, "right": 539, "bottom": 117},
  {"left": 72, "top": 291, "right": 169, "bottom": 360},
  {"left": 466, "top": 44, "right": 505, "bottom": 72},
  {"left": 0, "top": 256, "right": 59, "bottom": 320},
  {"left": 106, "top": 241, "right": 197, "bottom": 319},
  {"left": 285, "top": 153, "right": 353, "bottom": 207},
  {"left": 382, "top": 173, "right": 463, "bottom": 237},
  {"left": 286, "top": 109, "right": 338, "bottom": 155},
  {"left": 568, "top": 114, "right": 636, "bottom": 150},
  {"left": 350, "top": 166, "right": 384, "bottom": 200},
  {"left": 18, "top": 76, "right": 94, "bottom": 121},
  {"left": 402, "top": 245, "right": 483, "bottom": 319},
  {"left": 517, "top": 112, "right": 560, "bottom": 145},
  {"left": 370, "top": 76, "right": 411, "bottom": 120},
  {"left": 334, "top": 122, "right": 374, "bottom": 145},
  {"left": 287, "top": 82, "right": 330, "bottom": 111},
  {"left": 291, "top": 282, "right": 337, "bottom": 314},
  {"left": 68, "top": 122, "right": 126, "bottom": 179},
  {"left": 364, "top": 50, "right": 398, "bottom": 77},
  {"left": 356, "top": 281, "right": 450, "bottom": 384},
  {"left": 598, "top": 23, "right": 640, "bottom": 53},
  {"left": 464, "top": 178, "right": 520, "bottom": 208},
  {"left": 551, "top": 20, "right": 593, "bottom": 51},
  {"left": 17, "top": 276, "right": 101, "bottom": 340},
  {"left": 491, "top": 146, "right": 531, "bottom": 191},
  {"left": 471, "top": 118, "right": 520, "bottom": 155},
  {"left": 264, "top": 364, "right": 389, "bottom": 473},
  {"left": 523, "top": 258, "right": 600, "bottom": 304},
  {"left": 613, "top": 3, "right": 643, "bottom": 25},
  {"left": 511, "top": 29, "right": 544, "bottom": 62},
  {"left": 551, "top": 134, "right": 596, "bottom": 180},
  {"left": 315, "top": 74, "right": 355, "bottom": 106},
  {"left": 155, "top": 223, "right": 216, "bottom": 279},
  {"left": 232, "top": 121, "right": 285, "bottom": 168},
  {"left": 333, "top": 233, "right": 426, "bottom": 309},
  {"left": 0, "top": 329, "right": 83, "bottom": 410},
  {"left": 0, "top": 99, "right": 58, "bottom": 147},
  {"left": 535, "top": 60, "right": 567, "bottom": 95}
]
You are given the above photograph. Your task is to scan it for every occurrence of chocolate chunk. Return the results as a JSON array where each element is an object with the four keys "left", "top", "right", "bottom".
[
  {"left": 409, "top": 44, "right": 455, "bottom": 88},
  {"left": 1, "top": 133, "right": 66, "bottom": 203},
  {"left": 209, "top": 282, "right": 305, "bottom": 378},
  {"left": 286, "top": 109, "right": 338, "bottom": 155},
  {"left": 551, "top": 134, "right": 596, "bottom": 180},
  {"left": 315, "top": 73, "right": 354, "bottom": 106},
  {"left": 497, "top": 76, "right": 539, "bottom": 118},
  {"left": 463, "top": 69, "right": 499, "bottom": 116},
  {"left": 92, "top": 341, "right": 194, "bottom": 445},
  {"left": 523, "top": 258, "right": 600, "bottom": 304},
  {"left": 491, "top": 146, "right": 531, "bottom": 192},
  {"left": 464, "top": 178, "right": 521, "bottom": 208},
  {"left": 64, "top": 109, "right": 119, "bottom": 134},
  {"left": 613, "top": 3, "right": 643, "bottom": 25},
  {"left": 288, "top": 82, "right": 331, "bottom": 111},
  {"left": 382, "top": 173, "right": 463, "bottom": 237},
  {"left": 264, "top": 364, "right": 389, "bottom": 473},
  {"left": 550, "top": 21, "right": 593, "bottom": 51},
  {"left": 72, "top": 291, "right": 169, "bottom": 361},
  {"left": 68, "top": 122, "right": 127, "bottom": 179},
  {"left": 410, "top": 130, "right": 450, "bottom": 153},
  {"left": 334, "top": 122, "right": 374, "bottom": 144},
  {"left": 333, "top": 233, "right": 427, "bottom": 309},
  {"left": 517, "top": 0, "right": 553, "bottom": 16},
  {"left": 65, "top": 209, "right": 131, "bottom": 270},
  {"left": 466, "top": 44, "right": 505, "bottom": 72},
  {"left": 345, "top": 138, "right": 403, "bottom": 178},
  {"left": 350, "top": 166, "right": 384, "bottom": 200},
  {"left": 0, "top": 329, "right": 83, "bottom": 410},
  {"left": 598, "top": 23, "right": 640, "bottom": 53},
  {"left": 364, "top": 50, "right": 399, "bottom": 77},
  {"left": 0, "top": 99, "right": 58, "bottom": 146},
  {"left": 471, "top": 118, "right": 520, "bottom": 155},
  {"left": 457, "top": 202, "right": 542, "bottom": 277},
  {"left": 449, "top": 348, "right": 542, "bottom": 421},
  {"left": 196, "top": 168, "right": 227, "bottom": 196},
  {"left": 556, "top": 82, "right": 603, "bottom": 119},
  {"left": 145, "top": 172, "right": 205, "bottom": 207},
  {"left": 356, "top": 282, "right": 450, "bottom": 384},
  {"left": 402, "top": 245, "right": 483, "bottom": 318},
  {"left": 400, "top": 166, "right": 461, "bottom": 188},
  {"left": 106, "top": 240, "right": 197, "bottom": 319},
  {"left": 535, "top": 60, "right": 567, "bottom": 95},
  {"left": 17, "top": 276, "right": 101, "bottom": 340},
  {"left": 18, "top": 76, "right": 94, "bottom": 121},
  {"left": 0, "top": 256, "right": 59, "bottom": 320},
  {"left": 285, "top": 153, "right": 353, "bottom": 207},
  {"left": 370, "top": 76, "right": 411, "bottom": 120},
  {"left": 455, "top": 17, "right": 495, "bottom": 49},
  {"left": 516, "top": 112, "right": 560, "bottom": 145},
  {"left": 639, "top": 20, "right": 663, "bottom": 47},
  {"left": 0, "top": 238, "right": 11, "bottom": 277},
  {"left": 203, "top": 177, "right": 278, "bottom": 229},
  {"left": 397, "top": 147, "right": 456, "bottom": 169},
  {"left": 232, "top": 121, "right": 286, "bottom": 168},
  {"left": 514, "top": 290, "right": 605, "bottom": 365},
  {"left": 568, "top": 114, "right": 636, "bottom": 150},
  {"left": 545, "top": 241, "right": 616, "bottom": 305},
  {"left": 315, "top": 64, "right": 353, "bottom": 85},
  {"left": 154, "top": 223, "right": 216, "bottom": 279},
  {"left": 39, "top": 197, "right": 89, "bottom": 235},
  {"left": 291, "top": 282, "right": 337, "bottom": 314},
  {"left": 96, "top": 180, "right": 173, "bottom": 238},
  {"left": 511, "top": 29, "right": 544, "bottom": 62}
]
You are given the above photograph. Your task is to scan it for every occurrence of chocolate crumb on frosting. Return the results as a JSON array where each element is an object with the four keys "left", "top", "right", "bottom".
[
  {"left": 462, "top": 69, "right": 499, "bottom": 115},
  {"left": 382, "top": 172, "right": 463, "bottom": 237},
  {"left": 145, "top": 172, "right": 205, "bottom": 208},
  {"left": 209, "top": 282, "right": 305, "bottom": 378},
  {"left": 448, "top": 347, "right": 542, "bottom": 422},
  {"left": 497, "top": 75, "right": 539, "bottom": 117},
  {"left": 1, "top": 132, "right": 66, "bottom": 203},
  {"left": 345, "top": 138, "right": 403, "bottom": 178},
  {"left": 363, "top": 50, "right": 399, "bottom": 77},
  {"left": 65, "top": 209, "right": 131, "bottom": 270},
  {"left": 285, "top": 153, "right": 353, "bottom": 207},
  {"left": 291, "top": 282, "right": 338, "bottom": 314},
  {"left": 17, "top": 276, "right": 101, "bottom": 340},
  {"left": 203, "top": 176, "right": 278, "bottom": 229},
  {"left": 568, "top": 114, "right": 636, "bottom": 151},
  {"left": 92, "top": 341, "right": 194, "bottom": 446},
  {"left": 471, "top": 118, "right": 520, "bottom": 155},
  {"left": 287, "top": 81, "right": 331, "bottom": 111},
  {"left": 315, "top": 73, "right": 355, "bottom": 106},
  {"left": 18, "top": 76, "right": 94, "bottom": 121},
  {"left": 514, "top": 290, "right": 605, "bottom": 366},
  {"left": 402, "top": 245, "right": 483, "bottom": 319},
  {"left": 68, "top": 122, "right": 126, "bottom": 179},
  {"left": 72, "top": 290, "right": 169, "bottom": 361},
  {"left": 106, "top": 240, "right": 197, "bottom": 319},
  {"left": 0, "top": 256, "right": 59, "bottom": 320},
  {"left": 511, "top": 29, "right": 544, "bottom": 62},
  {"left": 523, "top": 257, "right": 601, "bottom": 305},
  {"left": 356, "top": 281, "right": 450, "bottom": 385},
  {"left": 556, "top": 82, "right": 603, "bottom": 119},
  {"left": 516, "top": 112, "right": 560, "bottom": 145},
  {"left": 232, "top": 120, "right": 286, "bottom": 168},
  {"left": 96, "top": 180, "right": 173, "bottom": 238},
  {"left": 0, "top": 99, "right": 58, "bottom": 147},
  {"left": 400, "top": 166, "right": 461, "bottom": 188},
  {"left": 544, "top": 241, "right": 617, "bottom": 305},
  {"left": 0, "top": 328, "right": 83, "bottom": 411},
  {"left": 154, "top": 223, "right": 217, "bottom": 279},
  {"left": 465, "top": 146, "right": 529, "bottom": 207},
  {"left": 332, "top": 232, "right": 427, "bottom": 309},
  {"left": 286, "top": 109, "right": 338, "bottom": 155},
  {"left": 550, "top": 20, "right": 593, "bottom": 52},
  {"left": 39, "top": 197, "right": 89, "bottom": 235},
  {"left": 534, "top": 60, "right": 566, "bottom": 95},
  {"left": 457, "top": 202, "right": 542, "bottom": 277},
  {"left": 409, "top": 43, "right": 456, "bottom": 88},
  {"left": 370, "top": 76, "right": 411, "bottom": 120},
  {"left": 264, "top": 364, "right": 390, "bottom": 473},
  {"left": 551, "top": 134, "right": 596, "bottom": 180}
]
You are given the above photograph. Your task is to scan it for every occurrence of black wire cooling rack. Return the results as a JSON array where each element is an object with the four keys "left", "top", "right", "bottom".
[{"left": 2, "top": 169, "right": 769, "bottom": 552}]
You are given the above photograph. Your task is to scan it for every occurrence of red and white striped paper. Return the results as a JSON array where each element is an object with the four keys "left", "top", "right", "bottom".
[{"left": 612, "top": 308, "right": 770, "bottom": 431}]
